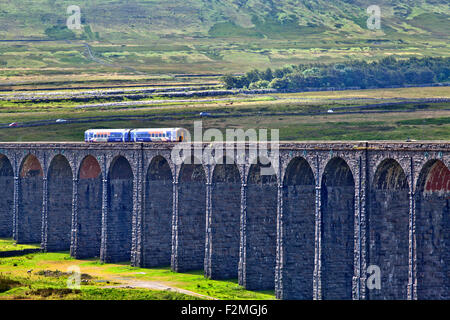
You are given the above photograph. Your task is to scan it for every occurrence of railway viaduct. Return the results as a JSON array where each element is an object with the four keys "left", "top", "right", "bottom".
[{"left": 0, "top": 141, "right": 448, "bottom": 300}]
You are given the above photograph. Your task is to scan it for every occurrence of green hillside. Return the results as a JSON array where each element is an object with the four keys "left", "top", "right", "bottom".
[
  {"left": 0, "top": 0, "right": 448, "bottom": 75},
  {"left": 0, "top": 0, "right": 449, "bottom": 40}
]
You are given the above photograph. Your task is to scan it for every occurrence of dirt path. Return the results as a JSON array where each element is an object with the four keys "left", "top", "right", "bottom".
[{"left": 100, "top": 274, "right": 217, "bottom": 300}]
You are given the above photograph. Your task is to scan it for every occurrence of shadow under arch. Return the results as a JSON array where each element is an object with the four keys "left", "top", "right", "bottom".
[
  {"left": 280, "top": 157, "right": 315, "bottom": 300},
  {"left": 208, "top": 157, "right": 241, "bottom": 280},
  {"left": 173, "top": 156, "right": 206, "bottom": 272},
  {"left": 415, "top": 159, "right": 449, "bottom": 299},
  {"left": 75, "top": 155, "right": 102, "bottom": 259},
  {"left": 46, "top": 154, "right": 73, "bottom": 252},
  {"left": 244, "top": 157, "right": 277, "bottom": 290},
  {"left": 369, "top": 158, "right": 409, "bottom": 300},
  {"left": 104, "top": 156, "right": 134, "bottom": 263},
  {"left": 143, "top": 155, "right": 173, "bottom": 267},
  {"left": 0, "top": 154, "right": 14, "bottom": 238},
  {"left": 321, "top": 157, "right": 355, "bottom": 300},
  {"left": 17, "top": 154, "right": 43, "bottom": 244}
]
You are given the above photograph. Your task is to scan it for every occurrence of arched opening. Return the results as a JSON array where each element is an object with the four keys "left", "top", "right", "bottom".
[
  {"left": 369, "top": 159, "right": 409, "bottom": 299},
  {"left": 18, "top": 155, "right": 43, "bottom": 244},
  {"left": 143, "top": 156, "right": 173, "bottom": 267},
  {"left": 47, "top": 155, "right": 73, "bottom": 251},
  {"left": 0, "top": 154, "right": 14, "bottom": 238},
  {"left": 209, "top": 157, "right": 241, "bottom": 280},
  {"left": 245, "top": 158, "right": 277, "bottom": 290},
  {"left": 281, "top": 157, "right": 315, "bottom": 299},
  {"left": 321, "top": 157, "right": 355, "bottom": 300},
  {"left": 415, "top": 160, "right": 449, "bottom": 299},
  {"left": 175, "top": 157, "right": 206, "bottom": 272},
  {"left": 76, "top": 155, "right": 102, "bottom": 258},
  {"left": 106, "top": 156, "right": 133, "bottom": 262}
]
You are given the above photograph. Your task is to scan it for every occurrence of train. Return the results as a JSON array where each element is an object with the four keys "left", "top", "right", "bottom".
[{"left": 84, "top": 128, "right": 189, "bottom": 143}]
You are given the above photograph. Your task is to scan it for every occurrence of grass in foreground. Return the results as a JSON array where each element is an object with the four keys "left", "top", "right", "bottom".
[
  {"left": 0, "top": 239, "right": 40, "bottom": 252},
  {"left": 0, "top": 239, "right": 275, "bottom": 300}
]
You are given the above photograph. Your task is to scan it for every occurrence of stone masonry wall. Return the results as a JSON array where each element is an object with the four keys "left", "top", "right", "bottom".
[
  {"left": 18, "top": 177, "right": 42, "bottom": 244},
  {"left": 416, "top": 193, "right": 449, "bottom": 300},
  {"left": 320, "top": 158, "right": 355, "bottom": 300},
  {"left": 281, "top": 185, "right": 316, "bottom": 299},
  {"left": 142, "top": 157, "right": 173, "bottom": 267},
  {"left": 175, "top": 164, "right": 206, "bottom": 272},
  {"left": 415, "top": 160, "right": 449, "bottom": 299},
  {"left": 105, "top": 157, "right": 133, "bottom": 263},
  {"left": 76, "top": 177, "right": 102, "bottom": 258},
  {"left": 0, "top": 155, "right": 14, "bottom": 237},
  {"left": 279, "top": 157, "right": 316, "bottom": 300},
  {"left": 0, "top": 142, "right": 447, "bottom": 300},
  {"left": 245, "top": 164, "right": 277, "bottom": 290},
  {"left": 209, "top": 163, "right": 241, "bottom": 280},
  {"left": 46, "top": 156, "right": 73, "bottom": 252},
  {"left": 321, "top": 185, "right": 355, "bottom": 300},
  {"left": 368, "top": 190, "right": 409, "bottom": 299}
]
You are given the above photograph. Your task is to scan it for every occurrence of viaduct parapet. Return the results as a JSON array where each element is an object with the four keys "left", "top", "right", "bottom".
[{"left": 0, "top": 141, "right": 448, "bottom": 300}]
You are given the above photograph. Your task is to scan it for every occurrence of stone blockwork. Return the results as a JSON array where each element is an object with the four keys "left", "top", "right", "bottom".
[
  {"left": 143, "top": 156, "right": 173, "bottom": 267},
  {"left": 17, "top": 155, "right": 43, "bottom": 244},
  {"left": 243, "top": 162, "right": 278, "bottom": 290},
  {"left": 104, "top": 156, "right": 134, "bottom": 263},
  {"left": 321, "top": 158, "right": 355, "bottom": 300},
  {"left": 173, "top": 161, "right": 206, "bottom": 272},
  {"left": 279, "top": 157, "right": 315, "bottom": 299},
  {"left": 45, "top": 155, "right": 73, "bottom": 252},
  {"left": 368, "top": 159, "right": 410, "bottom": 300},
  {"left": 0, "top": 141, "right": 448, "bottom": 300},
  {"left": 0, "top": 155, "right": 13, "bottom": 238},
  {"left": 74, "top": 155, "right": 103, "bottom": 259},
  {"left": 207, "top": 161, "right": 241, "bottom": 280}
]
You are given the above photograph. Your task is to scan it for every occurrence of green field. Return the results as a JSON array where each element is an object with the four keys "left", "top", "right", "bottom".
[
  {"left": 0, "top": 0, "right": 449, "bottom": 76},
  {"left": 0, "top": 86, "right": 448, "bottom": 142},
  {"left": 0, "top": 239, "right": 274, "bottom": 300}
]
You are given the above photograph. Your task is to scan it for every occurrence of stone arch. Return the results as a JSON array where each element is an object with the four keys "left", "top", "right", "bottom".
[
  {"left": 281, "top": 157, "right": 315, "bottom": 299},
  {"left": 321, "top": 157, "right": 355, "bottom": 300},
  {"left": 174, "top": 157, "right": 206, "bottom": 272},
  {"left": 105, "top": 156, "right": 134, "bottom": 262},
  {"left": 244, "top": 157, "right": 278, "bottom": 290},
  {"left": 17, "top": 154, "right": 43, "bottom": 244},
  {"left": 369, "top": 159, "right": 409, "bottom": 299},
  {"left": 75, "top": 155, "right": 103, "bottom": 258},
  {"left": 208, "top": 157, "right": 241, "bottom": 279},
  {"left": 143, "top": 155, "right": 173, "bottom": 267},
  {"left": 415, "top": 160, "right": 449, "bottom": 299},
  {"left": 46, "top": 154, "right": 73, "bottom": 251},
  {"left": 0, "top": 154, "right": 14, "bottom": 238}
]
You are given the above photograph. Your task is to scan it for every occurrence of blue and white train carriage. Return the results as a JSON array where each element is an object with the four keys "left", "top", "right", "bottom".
[{"left": 84, "top": 128, "right": 189, "bottom": 143}]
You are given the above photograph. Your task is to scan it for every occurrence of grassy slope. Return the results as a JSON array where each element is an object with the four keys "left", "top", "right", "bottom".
[
  {"left": 0, "top": 1, "right": 448, "bottom": 75},
  {"left": 1, "top": 0, "right": 449, "bottom": 39},
  {"left": 0, "top": 239, "right": 40, "bottom": 252},
  {"left": 0, "top": 239, "right": 274, "bottom": 300}
]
